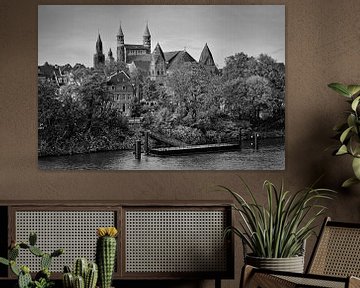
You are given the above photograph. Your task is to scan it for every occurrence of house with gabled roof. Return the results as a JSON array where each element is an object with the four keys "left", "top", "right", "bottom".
[{"left": 106, "top": 70, "right": 135, "bottom": 116}]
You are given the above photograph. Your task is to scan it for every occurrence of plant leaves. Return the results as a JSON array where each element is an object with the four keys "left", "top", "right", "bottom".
[
  {"left": 328, "top": 83, "right": 351, "bottom": 97},
  {"left": 352, "top": 157, "right": 360, "bottom": 180},
  {"left": 351, "top": 96, "right": 360, "bottom": 111},
  {"left": 336, "top": 144, "right": 348, "bottom": 155},
  {"left": 342, "top": 177, "right": 360, "bottom": 188},
  {"left": 347, "top": 85, "right": 360, "bottom": 97},
  {"left": 340, "top": 127, "right": 353, "bottom": 143}
]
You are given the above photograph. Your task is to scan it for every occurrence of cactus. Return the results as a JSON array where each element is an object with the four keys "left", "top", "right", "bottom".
[
  {"left": 96, "top": 227, "right": 118, "bottom": 288},
  {"left": 29, "top": 245, "right": 44, "bottom": 257},
  {"left": 74, "top": 258, "right": 87, "bottom": 280},
  {"left": 9, "top": 246, "right": 19, "bottom": 260},
  {"left": 29, "top": 232, "right": 37, "bottom": 246},
  {"left": 41, "top": 253, "right": 52, "bottom": 270},
  {"left": 63, "top": 272, "right": 74, "bottom": 288},
  {"left": 63, "top": 259, "right": 98, "bottom": 288},
  {"left": 18, "top": 268, "right": 32, "bottom": 288},
  {"left": 74, "top": 275, "right": 85, "bottom": 288},
  {"left": 0, "top": 232, "right": 64, "bottom": 288},
  {"left": 85, "top": 263, "right": 98, "bottom": 288}
]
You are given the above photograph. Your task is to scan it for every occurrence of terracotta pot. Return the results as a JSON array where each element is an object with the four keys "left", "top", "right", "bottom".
[{"left": 245, "top": 254, "right": 305, "bottom": 273}]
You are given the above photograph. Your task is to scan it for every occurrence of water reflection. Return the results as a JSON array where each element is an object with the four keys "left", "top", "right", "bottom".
[{"left": 39, "top": 138, "right": 284, "bottom": 170}]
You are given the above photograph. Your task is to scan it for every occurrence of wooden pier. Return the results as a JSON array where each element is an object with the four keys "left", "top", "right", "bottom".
[{"left": 149, "top": 143, "right": 240, "bottom": 156}]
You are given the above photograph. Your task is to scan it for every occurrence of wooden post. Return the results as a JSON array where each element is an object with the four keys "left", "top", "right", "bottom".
[
  {"left": 144, "top": 131, "right": 149, "bottom": 155},
  {"left": 251, "top": 132, "right": 259, "bottom": 150},
  {"left": 134, "top": 140, "right": 141, "bottom": 160},
  {"left": 254, "top": 132, "right": 259, "bottom": 150},
  {"left": 238, "top": 129, "right": 242, "bottom": 150}
]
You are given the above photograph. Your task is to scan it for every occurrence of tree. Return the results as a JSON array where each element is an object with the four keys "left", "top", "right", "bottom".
[{"left": 245, "top": 75, "right": 274, "bottom": 125}]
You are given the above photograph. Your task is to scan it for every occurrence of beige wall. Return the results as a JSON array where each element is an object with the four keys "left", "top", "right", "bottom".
[{"left": 1, "top": 0, "right": 360, "bottom": 287}]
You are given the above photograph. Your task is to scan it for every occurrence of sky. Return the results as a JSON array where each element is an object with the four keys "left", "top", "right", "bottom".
[{"left": 38, "top": 5, "right": 285, "bottom": 68}]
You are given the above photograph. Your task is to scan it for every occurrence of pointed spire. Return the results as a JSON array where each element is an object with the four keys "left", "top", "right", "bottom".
[
  {"left": 118, "top": 21, "right": 124, "bottom": 36},
  {"left": 199, "top": 43, "right": 215, "bottom": 66},
  {"left": 96, "top": 33, "right": 103, "bottom": 53},
  {"left": 152, "top": 42, "right": 165, "bottom": 61},
  {"left": 143, "top": 22, "right": 151, "bottom": 37}
]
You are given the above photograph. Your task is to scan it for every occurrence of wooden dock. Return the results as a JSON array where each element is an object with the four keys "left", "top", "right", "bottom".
[{"left": 149, "top": 143, "right": 240, "bottom": 156}]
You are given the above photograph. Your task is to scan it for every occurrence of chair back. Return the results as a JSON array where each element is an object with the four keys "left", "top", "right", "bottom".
[{"left": 307, "top": 217, "right": 360, "bottom": 277}]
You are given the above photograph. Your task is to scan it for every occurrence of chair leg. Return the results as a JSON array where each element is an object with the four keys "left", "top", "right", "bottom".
[
  {"left": 349, "top": 276, "right": 360, "bottom": 288},
  {"left": 240, "top": 265, "right": 253, "bottom": 288},
  {"left": 240, "top": 265, "right": 296, "bottom": 288}
]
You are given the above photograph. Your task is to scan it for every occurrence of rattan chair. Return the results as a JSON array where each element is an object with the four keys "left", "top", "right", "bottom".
[{"left": 241, "top": 217, "right": 360, "bottom": 288}]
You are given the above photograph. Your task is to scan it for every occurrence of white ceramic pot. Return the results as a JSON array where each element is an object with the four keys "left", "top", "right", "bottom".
[{"left": 245, "top": 254, "right": 305, "bottom": 273}]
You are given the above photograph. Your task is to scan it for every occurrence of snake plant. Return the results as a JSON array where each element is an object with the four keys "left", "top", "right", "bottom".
[{"left": 221, "top": 178, "right": 334, "bottom": 258}]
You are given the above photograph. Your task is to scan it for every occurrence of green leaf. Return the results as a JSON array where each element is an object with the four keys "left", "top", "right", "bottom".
[
  {"left": 342, "top": 177, "right": 360, "bottom": 188},
  {"left": 352, "top": 157, "right": 360, "bottom": 179},
  {"left": 328, "top": 83, "right": 351, "bottom": 97},
  {"left": 336, "top": 144, "right": 348, "bottom": 155},
  {"left": 340, "top": 126, "right": 353, "bottom": 143},
  {"left": 347, "top": 114, "right": 356, "bottom": 128},
  {"left": 347, "top": 85, "right": 360, "bottom": 97},
  {"left": 351, "top": 96, "right": 360, "bottom": 111},
  {"left": 0, "top": 257, "right": 9, "bottom": 266}
]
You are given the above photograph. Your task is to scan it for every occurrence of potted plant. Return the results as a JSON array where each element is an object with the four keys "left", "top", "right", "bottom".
[
  {"left": 328, "top": 83, "right": 360, "bottom": 187},
  {"left": 220, "top": 179, "right": 334, "bottom": 273},
  {"left": 0, "top": 232, "right": 63, "bottom": 288}
]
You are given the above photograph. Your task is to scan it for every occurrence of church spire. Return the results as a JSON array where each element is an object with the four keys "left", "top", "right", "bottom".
[
  {"left": 143, "top": 22, "right": 150, "bottom": 37},
  {"left": 118, "top": 21, "right": 124, "bottom": 37},
  {"left": 143, "top": 22, "right": 151, "bottom": 52},
  {"left": 94, "top": 33, "right": 105, "bottom": 69},
  {"left": 96, "top": 33, "right": 103, "bottom": 54}
]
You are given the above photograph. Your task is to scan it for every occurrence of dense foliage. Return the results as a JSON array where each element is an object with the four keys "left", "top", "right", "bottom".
[
  {"left": 139, "top": 53, "right": 285, "bottom": 145},
  {"left": 38, "top": 69, "right": 131, "bottom": 156},
  {"left": 38, "top": 52, "right": 285, "bottom": 156}
]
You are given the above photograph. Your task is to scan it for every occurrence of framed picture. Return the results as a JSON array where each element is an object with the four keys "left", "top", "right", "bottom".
[{"left": 38, "top": 5, "right": 285, "bottom": 170}]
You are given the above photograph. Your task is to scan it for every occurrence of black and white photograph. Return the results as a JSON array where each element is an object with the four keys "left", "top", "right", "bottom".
[{"left": 38, "top": 5, "right": 285, "bottom": 170}]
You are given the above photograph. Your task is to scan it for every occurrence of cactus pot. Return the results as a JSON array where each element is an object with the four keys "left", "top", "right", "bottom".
[{"left": 245, "top": 254, "right": 304, "bottom": 273}]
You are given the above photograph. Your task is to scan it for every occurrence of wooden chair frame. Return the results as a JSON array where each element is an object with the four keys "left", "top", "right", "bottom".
[{"left": 241, "top": 217, "right": 360, "bottom": 288}]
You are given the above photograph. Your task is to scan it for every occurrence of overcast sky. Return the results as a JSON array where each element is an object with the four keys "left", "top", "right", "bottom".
[{"left": 38, "top": 5, "right": 285, "bottom": 68}]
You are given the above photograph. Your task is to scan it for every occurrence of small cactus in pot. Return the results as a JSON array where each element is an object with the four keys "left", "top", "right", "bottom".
[
  {"left": 96, "top": 227, "right": 118, "bottom": 288},
  {"left": 62, "top": 259, "right": 98, "bottom": 288}
]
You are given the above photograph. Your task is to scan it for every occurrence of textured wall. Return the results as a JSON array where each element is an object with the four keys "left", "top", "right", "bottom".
[{"left": 1, "top": 0, "right": 360, "bottom": 287}]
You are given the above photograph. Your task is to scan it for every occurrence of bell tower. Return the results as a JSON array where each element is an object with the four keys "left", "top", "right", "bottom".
[
  {"left": 117, "top": 22, "right": 125, "bottom": 62},
  {"left": 143, "top": 23, "right": 151, "bottom": 53},
  {"left": 93, "top": 33, "right": 105, "bottom": 69}
]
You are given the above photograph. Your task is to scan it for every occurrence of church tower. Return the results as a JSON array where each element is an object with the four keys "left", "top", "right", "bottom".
[
  {"left": 117, "top": 22, "right": 125, "bottom": 63},
  {"left": 199, "top": 43, "right": 218, "bottom": 73},
  {"left": 108, "top": 48, "right": 115, "bottom": 64},
  {"left": 143, "top": 23, "right": 151, "bottom": 53},
  {"left": 93, "top": 33, "right": 105, "bottom": 69}
]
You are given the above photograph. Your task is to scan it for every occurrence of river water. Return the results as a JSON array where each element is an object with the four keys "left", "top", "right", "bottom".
[{"left": 38, "top": 138, "right": 284, "bottom": 170}]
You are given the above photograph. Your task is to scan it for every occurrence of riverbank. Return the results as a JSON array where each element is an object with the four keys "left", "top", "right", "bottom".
[{"left": 38, "top": 129, "right": 284, "bottom": 158}]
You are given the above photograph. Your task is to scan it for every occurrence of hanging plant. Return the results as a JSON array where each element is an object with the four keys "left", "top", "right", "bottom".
[{"left": 328, "top": 83, "right": 360, "bottom": 187}]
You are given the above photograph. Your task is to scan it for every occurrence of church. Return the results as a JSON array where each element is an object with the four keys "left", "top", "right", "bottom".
[{"left": 93, "top": 23, "right": 218, "bottom": 79}]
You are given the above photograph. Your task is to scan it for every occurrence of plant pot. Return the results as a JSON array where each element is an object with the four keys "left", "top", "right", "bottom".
[{"left": 245, "top": 254, "right": 304, "bottom": 273}]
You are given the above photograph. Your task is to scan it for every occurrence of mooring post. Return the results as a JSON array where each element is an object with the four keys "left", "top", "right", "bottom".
[
  {"left": 254, "top": 132, "right": 259, "bottom": 150},
  {"left": 134, "top": 140, "right": 142, "bottom": 160},
  {"left": 250, "top": 132, "right": 260, "bottom": 150},
  {"left": 238, "top": 129, "right": 242, "bottom": 150},
  {"left": 144, "top": 131, "right": 149, "bottom": 155}
]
